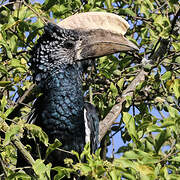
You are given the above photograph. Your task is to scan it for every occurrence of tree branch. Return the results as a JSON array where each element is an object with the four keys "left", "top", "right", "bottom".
[
  {"left": 99, "top": 69, "right": 147, "bottom": 141},
  {"left": 12, "top": 136, "right": 35, "bottom": 165},
  {"left": 8, "top": 84, "right": 40, "bottom": 120},
  {"left": 0, "top": 154, "right": 7, "bottom": 178},
  {"left": 99, "top": 7, "right": 180, "bottom": 142},
  {"left": 1, "top": 122, "right": 35, "bottom": 166}
]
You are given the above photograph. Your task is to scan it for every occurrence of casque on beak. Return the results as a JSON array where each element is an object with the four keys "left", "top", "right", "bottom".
[{"left": 58, "top": 12, "right": 139, "bottom": 60}]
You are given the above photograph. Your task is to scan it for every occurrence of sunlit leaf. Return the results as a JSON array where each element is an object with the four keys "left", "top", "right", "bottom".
[
  {"left": 3, "top": 124, "right": 21, "bottom": 146},
  {"left": 25, "top": 124, "right": 49, "bottom": 146},
  {"left": 6, "top": 172, "right": 31, "bottom": 179},
  {"left": 173, "top": 79, "right": 180, "bottom": 99},
  {"left": 0, "top": 81, "right": 12, "bottom": 87},
  {"left": 161, "top": 71, "right": 172, "bottom": 81},
  {"left": 167, "top": 105, "right": 179, "bottom": 118},
  {"left": 117, "top": 78, "right": 124, "bottom": 90},
  {"left": 32, "top": 159, "right": 51, "bottom": 179},
  {"left": 123, "top": 112, "right": 138, "bottom": 140},
  {"left": 46, "top": 139, "right": 62, "bottom": 159},
  {"left": 1, "top": 96, "right": 7, "bottom": 113},
  {"left": 154, "top": 130, "right": 171, "bottom": 153},
  {"left": 110, "top": 82, "right": 118, "bottom": 97}
]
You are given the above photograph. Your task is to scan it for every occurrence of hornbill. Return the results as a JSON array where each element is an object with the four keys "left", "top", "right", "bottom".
[{"left": 17, "top": 12, "right": 138, "bottom": 172}]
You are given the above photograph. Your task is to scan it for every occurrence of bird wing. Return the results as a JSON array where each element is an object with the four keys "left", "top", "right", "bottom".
[
  {"left": 27, "top": 95, "right": 45, "bottom": 125},
  {"left": 84, "top": 102, "right": 99, "bottom": 153}
]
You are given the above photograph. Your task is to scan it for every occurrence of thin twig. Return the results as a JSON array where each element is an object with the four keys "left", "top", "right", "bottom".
[
  {"left": 23, "top": 1, "right": 47, "bottom": 24},
  {"left": 14, "top": 84, "right": 35, "bottom": 110},
  {"left": 0, "top": 154, "right": 7, "bottom": 178},
  {"left": 12, "top": 136, "right": 35, "bottom": 165},
  {"left": 0, "top": 1, "right": 22, "bottom": 8},
  {"left": 1, "top": 121, "right": 35, "bottom": 166}
]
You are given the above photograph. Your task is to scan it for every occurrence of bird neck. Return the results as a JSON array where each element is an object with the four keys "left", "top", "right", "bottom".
[
  {"left": 33, "top": 63, "right": 86, "bottom": 158},
  {"left": 38, "top": 63, "right": 85, "bottom": 137},
  {"left": 43, "top": 64, "right": 83, "bottom": 94}
]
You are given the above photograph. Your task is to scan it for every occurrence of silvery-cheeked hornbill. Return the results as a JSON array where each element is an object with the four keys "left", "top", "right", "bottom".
[{"left": 17, "top": 12, "right": 138, "bottom": 169}]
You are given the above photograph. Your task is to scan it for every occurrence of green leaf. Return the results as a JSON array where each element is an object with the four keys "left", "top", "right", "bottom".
[
  {"left": 53, "top": 166, "right": 74, "bottom": 180},
  {"left": 80, "top": 143, "right": 91, "bottom": 160},
  {"left": 154, "top": 129, "right": 171, "bottom": 153},
  {"left": 114, "top": 158, "right": 134, "bottom": 169},
  {"left": 154, "top": 15, "right": 163, "bottom": 26},
  {"left": 32, "top": 18, "right": 44, "bottom": 29},
  {"left": 119, "top": 8, "right": 136, "bottom": 17},
  {"left": 54, "top": 167, "right": 66, "bottom": 180},
  {"left": 10, "top": 59, "right": 21, "bottom": 67},
  {"left": 9, "top": 35, "right": 17, "bottom": 52},
  {"left": 175, "top": 56, "right": 180, "bottom": 64},
  {"left": 110, "top": 82, "right": 118, "bottom": 97},
  {"left": 122, "top": 173, "right": 136, "bottom": 180},
  {"left": 140, "top": 4, "right": 150, "bottom": 17},
  {"left": 46, "top": 139, "right": 62, "bottom": 159},
  {"left": 0, "top": 40, "right": 13, "bottom": 59},
  {"left": 1, "top": 95, "right": 7, "bottom": 113},
  {"left": 25, "top": 124, "right": 49, "bottom": 146},
  {"left": 71, "top": 150, "right": 80, "bottom": 161},
  {"left": 15, "top": 5, "right": 33, "bottom": 20},
  {"left": 10, "top": 58, "right": 27, "bottom": 73},
  {"left": 160, "top": 120, "right": 175, "bottom": 128},
  {"left": 16, "top": 6, "right": 28, "bottom": 20},
  {"left": 109, "top": 170, "right": 118, "bottom": 180},
  {"left": 32, "top": 159, "right": 51, "bottom": 179},
  {"left": 124, "top": 149, "right": 159, "bottom": 164},
  {"left": 169, "top": 175, "right": 180, "bottom": 179},
  {"left": 161, "top": 71, "right": 172, "bottom": 81},
  {"left": 125, "top": 96, "right": 132, "bottom": 108},
  {"left": 3, "top": 15, "right": 16, "bottom": 30},
  {"left": 117, "top": 78, "right": 124, "bottom": 90},
  {"left": 167, "top": 105, "right": 179, "bottom": 118},
  {"left": 122, "top": 112, "right": 138, "bottom": 140},
  {"left": 171, "top": 156, "right": 180, "bottom": 162},
  {"left": 4, "top": 107, "right": 14, "bottom": 118},
  {"left": 173, "top": 79, "right": 180, "bottom": 99},
  {"left": 136, "top": 81, "right": 145, "bottom": 91},
  {"left": 7, "top": 172, "right": 31, "bottom": 180},
  {"left": 105, "top": 0, "right": 113, "bottom": 9},
  {"left": 3, "top": 124, "right": 21, "bottom": 146},
  {"left": 0, "top": 64, "right": 8, "bottom": 74},
  {"left": 134, "top": 162, "right": 155, "bottom": 179},
  {"left": 144, "top": 0, "right": 154, "bottom": 10},
  {"left": 0, "top": 81, "right": 12, "bottom": 87},
  {"left": 77, "top": 163, "right": 92, "bottom": 175},
  {"left": 124, "top": 150, "right": 139, "bottom": 159},
  {"left": 172, "top": 42, "right": 180, "bottom": 51},
  {"left": 42, "top": 0, "right": 58, "bottom": 11},
  {"left": 113, "top": 69, "right": 121, "bottom": 76},
  {"left": 147, "top": 124, "right": 161, "bottom": 132}
]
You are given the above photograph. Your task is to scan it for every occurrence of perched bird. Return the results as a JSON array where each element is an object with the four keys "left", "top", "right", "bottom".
[{"left": 17, "top": 12, "right": 138, "bottom": 171}]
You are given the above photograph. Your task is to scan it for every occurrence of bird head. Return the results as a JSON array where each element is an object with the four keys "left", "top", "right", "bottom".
[
  {"left": 30, "top": 12, "right": 138, "bottom": 82},
  {"left": 58, "top": 12, "right": 138, "bottom": 61}
]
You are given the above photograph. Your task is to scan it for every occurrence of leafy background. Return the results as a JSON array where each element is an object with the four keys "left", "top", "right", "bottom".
[{"left": 0, "top": 0, "right": 180, "bottom": 179}]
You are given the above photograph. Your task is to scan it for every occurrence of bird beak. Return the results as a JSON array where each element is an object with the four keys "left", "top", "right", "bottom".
[
  {"left": 75, "top": 29, "right": 138, "bottom": 60},
  {"left": 58, "top": 12, "right": 139, "bottom": 60}
]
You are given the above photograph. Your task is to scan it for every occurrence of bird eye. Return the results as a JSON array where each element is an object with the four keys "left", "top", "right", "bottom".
[{"left": 64, "top": 40, "right": 75, "bottom": 49}]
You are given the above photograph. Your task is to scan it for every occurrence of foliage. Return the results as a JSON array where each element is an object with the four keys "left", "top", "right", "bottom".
[{"left": 0, "top": 0, "right": 179, "bottom": 179}]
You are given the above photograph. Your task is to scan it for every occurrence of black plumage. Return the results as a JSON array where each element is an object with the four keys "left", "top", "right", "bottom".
[{"left": 28, "top": 23, "right": 99, "bottom": 165}]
